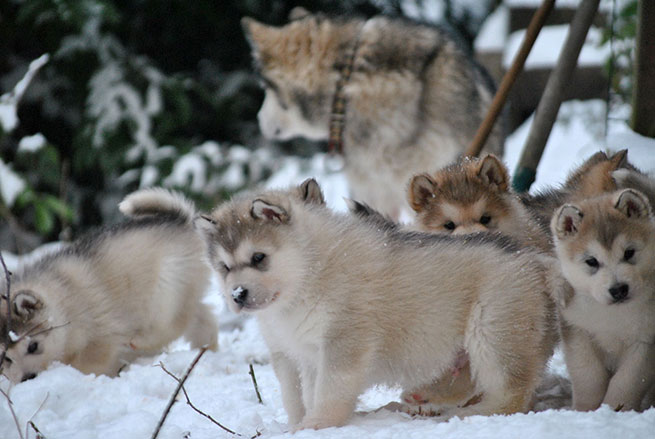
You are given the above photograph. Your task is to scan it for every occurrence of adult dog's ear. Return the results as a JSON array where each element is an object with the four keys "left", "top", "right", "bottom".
[
  {"left": 299, "top": 178, "right": 325, "bottom": 205},
  {"left": 241, "top": 17, "right": 280, "bottom": 66},
  {"left": 13, "top": 290, "right": 43, "bottom": 320},
  {"left": 408, "top": 174, "right": 437, "bottom": 212},
  {"left": 251, "top": 199, "right": 290, "bottom": 223},
  {"left": 614, "top": 189, "right": 651, "bottom": 219},
  {"left": 289, "top": 6, "right": 311, "bottom": 20},
  {"left": 552, "top": 205, "right": 584, "bottom": 239},
  {"left": 476, "top": 154, "right": 509, "bottom": 191}
]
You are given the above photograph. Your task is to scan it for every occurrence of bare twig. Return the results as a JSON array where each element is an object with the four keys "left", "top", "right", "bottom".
[
  {"left": 151, "top": 347, "right": 208, "bottom": 439},
  {"left": 0, "top": 251, "right": 13, "bottom": 372},
  {"left": 1, "top": 387, "right": 25, "bottom": 439},
  {"left": 25, "top": 392, "right": 49, "bottom": 439},
  {"left": 28, "top": 421, "right": 46, "bottom": 439},
  {"left": 25, "top": 322, "right": 70, "bottom": 340},
  {"left": 248, "top": 364, "right": 263, "bottom": 405},
  {"left": 158, "top": 361, "right": 239, "bottom": 436}
]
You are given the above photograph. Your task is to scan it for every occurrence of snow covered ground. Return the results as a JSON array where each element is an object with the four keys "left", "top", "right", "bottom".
[{"left": 2, "top": 99, "right": 654, "bottom": 438}]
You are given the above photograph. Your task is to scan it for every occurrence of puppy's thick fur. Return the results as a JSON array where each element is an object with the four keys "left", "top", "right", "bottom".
[
  {"left": 522, "top": 149, "right": 638, "bottom": 235},
  {"left": 243, "top": 9, "right": 503, "bottom": 219},
  {"left": 0, "top": 188, "right": 217, "bottom": 383},
  {"left": 551, "top": 189, "right": 655, "bottom": 411},
  {"left": 199, "top": 179, "right": 557, "bottom": 430}
]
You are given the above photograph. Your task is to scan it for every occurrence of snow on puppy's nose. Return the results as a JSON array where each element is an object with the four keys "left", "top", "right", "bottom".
[{"left": 232, "top": 286, "right": 248, "bottom": 306}]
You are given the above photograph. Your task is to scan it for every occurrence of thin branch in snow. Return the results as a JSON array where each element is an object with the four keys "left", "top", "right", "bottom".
[
  {"left": 28, "top": 421, "right": 46, "bottom": 439},
  {"left": 151, "top": 347, "right": 208, "bottom": 439},
  {"left": 25, "top": 392, "right": 49, "bottom": 439},
  {"left": 0, "top": 387, "right": 25, "bottom": 439},
  {"left": 158, "top": 360, "right": 240, "bottom": 436},
  {"left": 0, "top": 251, "right": 13, "bottom": 375},
  {"left": 248, "top": 363, "right": 263, "bottom": 405}
]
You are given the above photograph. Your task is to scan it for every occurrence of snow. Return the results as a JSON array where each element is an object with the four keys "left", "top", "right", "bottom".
[
  {"left": 503, "top": 25, "right": 610, "bottom": 69},
  {"left": 17, "top": 133, "right": 47, "bottom": 153},
  {"left": 0, "top": 158, "right": 26, "bottom": 207},
  {"left": 474, "top": 5, "right": 509, "bottom": 53},
  {"left": 0, "top": 54, "right": 49, "bottom": 133},
  {"left": 505, "top": 0, "right": 624, "bottom": 9},
  {"left": 2, "top": 100, "right": 655, "bottom": 438}
]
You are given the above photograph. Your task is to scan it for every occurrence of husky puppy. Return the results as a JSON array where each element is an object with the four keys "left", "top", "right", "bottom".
[
  {"left": 408, "top": 154, "right": 550, "bottom": 252},
  {"left": 0, "top": 188, "right": 217, "bottom": 383},
  {"left": 198, "top": 179, "right": 556, "bottom": 429},
  {"left": 612, "top": 167, "right": 655, "bottom": 207},
  {"left": 551, "top": 189, "right": 655, "bottom": 411},
  {"left": 242, "top": 8, "right": 503, "bottom": 220},
  {"left": 522, "top": 149, "right": 637, "bottom": 235}
]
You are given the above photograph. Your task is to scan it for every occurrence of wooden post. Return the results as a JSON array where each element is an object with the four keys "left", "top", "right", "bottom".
[
  {"left": 465, "top": 0, "right": 556, "bottom": 158},
  {"left": 512, "top": 0, "right": 601, "bottom": 193},
  {"left": 631, "top": 0, "right": 655, "bottom": 137}
]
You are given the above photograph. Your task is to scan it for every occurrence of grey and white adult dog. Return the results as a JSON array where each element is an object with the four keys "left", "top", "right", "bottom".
[
  {"left": 0, "top": 188, "right": 218, "bottom": 383},
  {"left": 198, "top": 178, "right": 556, "bottom": 430},
  {"left": 243, "top": 8, "right": 503, "bottom": 220}
]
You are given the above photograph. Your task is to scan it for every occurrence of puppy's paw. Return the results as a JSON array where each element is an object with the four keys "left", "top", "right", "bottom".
[
  {"left": 377, "top": 401, "right": 444, "bottom": 417},
  {"left": 293, "top": 416, "right": 341, "bottom": 431},
  {"left": 401, "top": 389, "right": 431, "bottom": 404}
]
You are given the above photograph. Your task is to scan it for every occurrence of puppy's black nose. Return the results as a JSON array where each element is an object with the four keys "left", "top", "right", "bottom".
[
  {"left": 232, "top": 286, "right": 248, "bottom": 306},
  {"left": 609, "top": 283, "right": 629, "bottom": 303},
  {"left": 21, "top": 372, "right": 37, "bottom": 382}
]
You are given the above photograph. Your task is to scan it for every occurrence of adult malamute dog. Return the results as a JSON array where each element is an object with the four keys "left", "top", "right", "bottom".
[
  {"left": 243, "top": 8, "right": 503, "bottom": 219},
  {"left": 551, "top": 189, "right": 655, "bottom": 411},
  {"left": 199, "top": 179, "right": 556, "bottom": 430},
  {"left": 0, "top": 188, "right": 217, "bottom": 383}
]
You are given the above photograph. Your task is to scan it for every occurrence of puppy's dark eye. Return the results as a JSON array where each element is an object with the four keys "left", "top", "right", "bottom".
[
  {"left": 251, "top": 252, "right": 266, "bottom": 265},
  {"left": 27, "top": 341, "right": 38, "bottom": 354},
  {"left": 624, "top": 248, "right": 635, "bottom": 261},
  {"left": 444, "top": 221, "right": 456, "bottom": 231},
  {"left": 480, "top": 215, "right": 491, "bottom": 225},
  {"left": 3, "top": 356, "right": 12, "bottom": 364},
  {"left": 221, "top": 263, "right": 230, "bottom": 273},
  {"left": 585, "top": 257, "right": 599, "bottom": 268}
]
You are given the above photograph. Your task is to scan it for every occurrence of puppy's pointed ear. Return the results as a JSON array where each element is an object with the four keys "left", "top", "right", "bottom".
[
  {"left": 13, "top": 290, "right": 43, "bottom": 320},
  {"left": 299, "top": 178, "right": 324, "bottom": 205},
  {"left": 614, "top": 189, "right": 651, "bottom": 219},
  {"left": 251, "top": 199, "right": 289, "bottom": 223},
  {"left": 553, "top": 205, "right": 584, "bottom": 238},
  {"left": 476, "top": 154, "right": 509, "bottom": 191},
  {"left": 609, "top": 149, "right": 629, "bottom": 169},
  {"left": 408, "top": 174, "right": 437, "bottom": 212},
  {"left": 289, "top": 6, "right": 311, "bottom": 20},
  {"left": 195, "top": 214, "right": 218, "bottom": 238}
]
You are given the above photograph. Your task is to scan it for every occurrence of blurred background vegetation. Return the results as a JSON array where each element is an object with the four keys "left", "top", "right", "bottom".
[{"left": 0, "top": 0, "right": 634, "bottom": 253}]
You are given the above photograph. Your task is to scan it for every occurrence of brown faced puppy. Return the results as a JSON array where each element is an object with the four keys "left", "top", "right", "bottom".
[
  {"left": 199, "top": 179, "right": 557, "bottom": 430},
  {"left": 552, "top": 189, "right": 655, "bottom": 411},
  {"left": 522, "top": 149, "right": 638, "bottom": 235},
  {"left": 409, "top": 154, "right": 549, "bottom": 251}
]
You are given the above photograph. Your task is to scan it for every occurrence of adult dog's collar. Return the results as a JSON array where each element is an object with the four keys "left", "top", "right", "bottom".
[{"left": 327, "top": 21, "right": 365, "bottom": 156}]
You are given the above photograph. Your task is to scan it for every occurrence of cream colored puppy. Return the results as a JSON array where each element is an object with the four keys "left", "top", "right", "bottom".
[{"left": 199, "top": 179, "right": 557, "bottom": 430}]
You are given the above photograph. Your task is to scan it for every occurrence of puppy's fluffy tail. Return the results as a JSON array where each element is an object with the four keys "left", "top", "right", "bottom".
[{"left": 119, "top": 188, "right": 196, "bottom": 225}]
